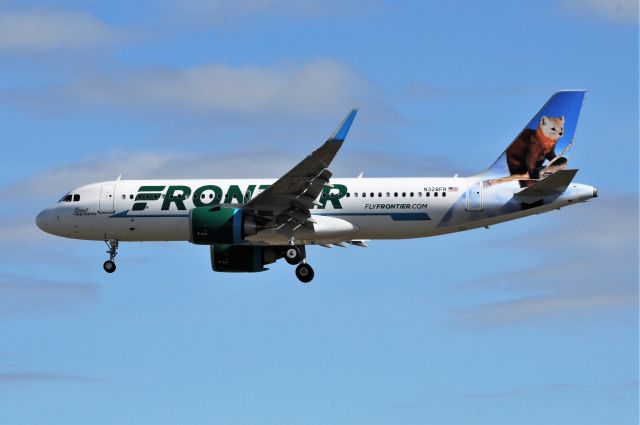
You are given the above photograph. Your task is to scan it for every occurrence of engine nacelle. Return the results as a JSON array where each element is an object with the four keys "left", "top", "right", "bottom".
[
  {"left": 211, "top": 244, "right": 279, "bottom": 273},
  {"left": 190, "top": 206, "right": 256, "bottom": 245}
]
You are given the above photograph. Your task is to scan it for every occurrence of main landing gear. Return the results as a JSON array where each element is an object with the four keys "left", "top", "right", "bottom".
[
  {"left": 285, "top": 241, "right": 314, "bottom": 283},
  {"left": 103, "top": 239, "right": 118, "bottom": 273},
  {"left": 295, "top": 262, "right": 314, "bottom": 283}
]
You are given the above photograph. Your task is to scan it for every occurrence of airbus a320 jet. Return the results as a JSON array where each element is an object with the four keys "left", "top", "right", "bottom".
[{"left": 36, "top": 90, "right": 596, "bottom": 283}]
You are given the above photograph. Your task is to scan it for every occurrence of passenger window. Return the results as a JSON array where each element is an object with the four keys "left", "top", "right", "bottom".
[
  {"left": 417, "top": 192, "right": 422, "bottom": 197},
  {"left": 410, "top": 192, "right": 414, "bottom": 197},
  {"left": 370, "top": 192, "right": 374, "bottom": 197},
  {"left": 362, "top": 192, "right": 366, "bottom": 198},
  {"left": 434, "top": 192, "right": 438, "bottom": 197},
  {"left": 386, "top": 192, "right": 390, "bottom": 197},
  {"left": 130, "top": 194, "right": 134, "bottom": 200},
  {"left": 442, "top": 192, "right": 446, "bottom": 197},
  {"left": 402, "top": 192, "right": 406, "bottom": 197},
  {"left": 346, "top": 193, "right": 350, "bottom": 197},
  {"left": 426, "top": 192, "right": 430, "bottom": 197},
  {"left": 378, "top": 192, "right": 382, "bottom": 197},
  {"left": 354, "top": 192, "right": 358, "bottom": 198},
  {"left": 394, "top": 192, "right": 398, "bottom": 197}
]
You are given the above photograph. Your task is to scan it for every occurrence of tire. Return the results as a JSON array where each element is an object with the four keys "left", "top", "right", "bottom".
[
  {"left": 284, "top": 246, "right": 302, "bottom": 265},
  {"left": 295, "top": 263, "right": 314, "bottom": 283},
  {"left": 103, "top": 260, "right": 116, "bottom": 273}
]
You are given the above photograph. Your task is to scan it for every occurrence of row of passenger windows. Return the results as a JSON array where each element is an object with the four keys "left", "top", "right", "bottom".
[
  {"left": 124, "top": 191, "right": 447, "bottom": 201},
  {"left": 323, "top": 191, "right": 447, "bottom": 199},
  {"left": 59, "top": 194, "right": 81, "bottom": 202},
  {"left": 122, "top": 193, "right": 250, "bottom": 201}
]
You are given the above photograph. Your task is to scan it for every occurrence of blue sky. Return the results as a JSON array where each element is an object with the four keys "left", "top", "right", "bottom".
[{"left": 0, "top": 1, "right": 637, "bottom": 424}]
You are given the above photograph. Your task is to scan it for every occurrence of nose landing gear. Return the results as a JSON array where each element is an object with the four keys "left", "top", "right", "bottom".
[{"left": 103, "top": 239, "right": 118, "bottom": 273}]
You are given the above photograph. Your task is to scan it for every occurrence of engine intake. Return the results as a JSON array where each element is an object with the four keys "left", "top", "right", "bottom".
[{"left": 190, "top": 206, "right": 256, "bottom": 244}]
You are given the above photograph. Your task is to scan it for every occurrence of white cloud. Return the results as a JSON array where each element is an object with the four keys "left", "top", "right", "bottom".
[
  {"left": 50, "top": 60, "right": 371, "bottom": 117},
  {"left": 0, "top": 147, "right": 457, "bottom": 201},
  {"left": 453, "top": 197, "right": 639, "bottom": 328},
  {"left": 0, "top": 9, "right": 127, "bottom": 51},
  {"left": 0, "top": 273, "right": 97, "bottom": 318},
  {"left": 564, "top": 0, "right": 639, "bottom": 23}
]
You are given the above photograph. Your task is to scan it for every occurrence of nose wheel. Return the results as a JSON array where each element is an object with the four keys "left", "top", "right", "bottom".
[{"left": 103, "top": 239, "right": 118, "bottom": 273}]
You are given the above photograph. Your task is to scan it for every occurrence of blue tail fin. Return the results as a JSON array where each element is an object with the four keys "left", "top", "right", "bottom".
[{"left": 480, "top": 90, "right": 586, "bottom": 179}]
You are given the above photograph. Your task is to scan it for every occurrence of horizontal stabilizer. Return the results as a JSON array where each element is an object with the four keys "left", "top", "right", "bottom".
[{"left": 516, "top": 169, "right": 578, "bottom": 198}]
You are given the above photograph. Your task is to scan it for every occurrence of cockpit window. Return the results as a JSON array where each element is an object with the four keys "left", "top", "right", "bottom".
[
  {"left": 58, "top": 193, "right": 73, "bottom": 202},
  {"left": 73, "top": 194, "right": 80, "bottom": 202}
]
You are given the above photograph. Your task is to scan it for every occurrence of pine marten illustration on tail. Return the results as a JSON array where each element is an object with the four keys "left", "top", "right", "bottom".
[{"left": 506, "top": 115, "right": 567, "bottom": 187}]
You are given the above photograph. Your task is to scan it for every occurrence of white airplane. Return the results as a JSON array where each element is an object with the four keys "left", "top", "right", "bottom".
[{"left": 36, "top": 90, "right": 596, "bottom": 283}]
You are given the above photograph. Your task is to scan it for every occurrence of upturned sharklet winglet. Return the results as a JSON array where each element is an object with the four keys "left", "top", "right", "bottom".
[
  {"left": 515, "top": 169, "right": 578, "bottom": 198},
  {"left": 328, "top": 108, "right": 358, "bottom": 142}
]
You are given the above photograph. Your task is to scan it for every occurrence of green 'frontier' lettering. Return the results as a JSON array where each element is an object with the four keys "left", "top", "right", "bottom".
[
  {"left": 162, "top": 185, "right": 192, "bottom": 210},
  {"left": 193, "top": 185, "right": 222, "bottom": 207},
  {"left": 317, "top": 184, "right": 347, "bottom": 209},
  {"left": 225, "top": 185, "right": 245, "bottom": 203}
]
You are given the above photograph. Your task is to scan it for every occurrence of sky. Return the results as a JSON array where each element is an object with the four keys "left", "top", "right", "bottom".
[{"left": 0, "top": 1, "right": 638, "bottom": 424}]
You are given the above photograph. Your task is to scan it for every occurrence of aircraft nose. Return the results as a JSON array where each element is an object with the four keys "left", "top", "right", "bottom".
[{"left": 36, "top": 209, "right": 50, "bottom": 232}]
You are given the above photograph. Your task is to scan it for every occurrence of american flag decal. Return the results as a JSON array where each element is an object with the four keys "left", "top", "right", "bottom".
[{"left": 448, "top": 186, "right": 459, "bottom": 192}]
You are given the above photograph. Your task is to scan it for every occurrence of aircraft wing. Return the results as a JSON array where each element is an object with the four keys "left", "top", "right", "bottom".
[{"left": 244, "top": 109, "right": 358, "bottom": 229}]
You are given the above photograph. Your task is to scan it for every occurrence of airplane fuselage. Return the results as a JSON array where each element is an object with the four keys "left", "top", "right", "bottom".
[{"left": 36, "top": 176, "right": 597, "bottom": 244}]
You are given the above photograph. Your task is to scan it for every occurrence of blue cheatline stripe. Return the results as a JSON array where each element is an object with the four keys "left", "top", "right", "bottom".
[
  {"left": 110, "top": 210, "right": 189, "bottom": 218},
  {"left": 316, "top": 212, "right": 431, "bottom": 221},
  {"left": 390, "top": 213, "right": 431, "bottom": 221},
  {"left": 232, "top": 208, "right": 242, "bottom": 242}
]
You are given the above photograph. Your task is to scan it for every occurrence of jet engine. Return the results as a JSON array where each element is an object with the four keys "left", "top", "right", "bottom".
[{"left": 190, "top": 206, "right": 257, "bottom": 244}]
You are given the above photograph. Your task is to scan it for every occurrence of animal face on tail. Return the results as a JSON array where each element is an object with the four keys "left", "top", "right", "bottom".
[{"left": 506, "top": 115, "right": 567, "bottom": 187}]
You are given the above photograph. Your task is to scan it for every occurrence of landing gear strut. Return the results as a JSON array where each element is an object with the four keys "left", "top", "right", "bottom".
[
  {"left": 284, "top": 240, "right": 314, "bottom": 283},
  {"left": 103, "top": 239, "right": 118, "bottom": 273}
]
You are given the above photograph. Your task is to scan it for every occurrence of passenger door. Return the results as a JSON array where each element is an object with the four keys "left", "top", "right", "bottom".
[{"left": 99, "top": 184, "right": 116, "bottom": 213}]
